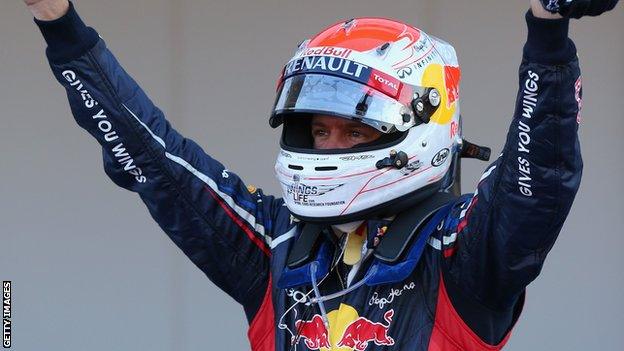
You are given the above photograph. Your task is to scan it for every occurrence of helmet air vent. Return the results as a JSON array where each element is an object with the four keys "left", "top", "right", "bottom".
[
  {"left": 376, "top": 42, "right": 390, "bottom": 55},
  {"left": 341, "top": 18, "right": 357, "bottom": 34},
  {"left": 315, "top": 166, "right": 338, "bottom": 171}
]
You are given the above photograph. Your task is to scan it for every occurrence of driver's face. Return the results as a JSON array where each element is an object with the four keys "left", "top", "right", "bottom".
[{"left": 311, "top": 114, "right": 382, "bottom": 150}]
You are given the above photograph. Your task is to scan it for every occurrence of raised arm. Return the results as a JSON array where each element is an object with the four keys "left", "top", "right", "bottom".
[
  {"left": 440, "top": 0, "right": 587, "bottom": 343},
  {"left": 25, "top": 0, "right": 282, "bottom": 322}
]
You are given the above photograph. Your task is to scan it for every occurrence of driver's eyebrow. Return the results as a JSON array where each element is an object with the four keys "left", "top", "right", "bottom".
[
  {"left": 311, "top": 119, "right": 370, "bottom": 131},
  {"left": 344, "top": 121, "right": 368, "bottom": 129},
  {"left": 310, "top": 119, "right": 373, "bottom": 133},
  {"left": 310, "top": 120, "right": 327, "bottom": 128}
]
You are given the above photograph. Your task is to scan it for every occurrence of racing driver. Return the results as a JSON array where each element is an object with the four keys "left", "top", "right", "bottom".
[{"left": 22, "top": 0, "right": 619, "bottom": 349}]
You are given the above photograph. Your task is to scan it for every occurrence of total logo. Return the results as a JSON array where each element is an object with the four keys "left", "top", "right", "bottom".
[
  {"left": 293, "top": 305, "right": 395, "bottom": 351},
  {"left": 370, "top": 71, "right": 400, "bottom": 97}
]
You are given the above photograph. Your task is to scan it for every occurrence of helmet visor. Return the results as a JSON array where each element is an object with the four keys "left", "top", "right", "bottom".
[{"left": 271, "top": 74, "right": 417, "bottom": 133}]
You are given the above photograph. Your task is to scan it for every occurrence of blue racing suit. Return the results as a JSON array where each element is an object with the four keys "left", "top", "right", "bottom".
[{"left": 35, "top": 3, "right": 582, "bottom": 350}]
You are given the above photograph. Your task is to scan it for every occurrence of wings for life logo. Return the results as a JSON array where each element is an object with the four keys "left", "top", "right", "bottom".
[
  {"left": 292, "top": 305, "right": 395, "bottom": 351},
  {"left": 285, "top": 174, "right": 344, "bottom": 206}
]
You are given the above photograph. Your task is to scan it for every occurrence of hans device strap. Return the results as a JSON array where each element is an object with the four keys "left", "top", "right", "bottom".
[
  {"left": 373, "top": 192, "right": 457, "bottom": 263},
  {"left": 286, "top": 192, "right": 458, "bottom": 269},
  {"left": 286, "top": 223, "right": 326, "bottom": 268}
]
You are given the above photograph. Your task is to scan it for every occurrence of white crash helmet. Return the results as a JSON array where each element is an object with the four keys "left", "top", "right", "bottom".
[{"left": 270, "top": 18, "right": 468, "bottom": 224}]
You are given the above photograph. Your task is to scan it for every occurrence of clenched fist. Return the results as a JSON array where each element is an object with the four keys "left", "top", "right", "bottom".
[
  {"left": 24, "top": 0, "right": 69, "bottom": 21},
  {"left": 538, "top": 0, "right": 619, "bottom": 18}
]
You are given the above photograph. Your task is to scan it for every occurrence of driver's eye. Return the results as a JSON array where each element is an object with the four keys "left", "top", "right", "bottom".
[
  {"left": 312, "top": 129, "right": 328, "bottom": 137},
  {"left": 350, "top": 131, "right": 363, "bottom": 138}
]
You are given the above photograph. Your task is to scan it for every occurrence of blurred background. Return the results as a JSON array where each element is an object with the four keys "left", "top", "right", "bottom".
[{"left": 1, "top": 0, "right": 622, "bottom": 350}]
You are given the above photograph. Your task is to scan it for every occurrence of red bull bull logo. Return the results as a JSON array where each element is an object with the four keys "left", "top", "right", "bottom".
[
  {"left": 294, "top": 309, "right": 395, "bottom": 350},
  {"left": 294, "top": 315, "right": 331, "bottom": 350},
  {"left": 443, "top": 66, "right": 461, "bottom": 107},
  {"left": 336, "top": 310, "right": 395, "bottom": 351}
]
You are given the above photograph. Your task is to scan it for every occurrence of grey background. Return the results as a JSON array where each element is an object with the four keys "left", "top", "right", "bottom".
[{"left": 1, "top": 0, "right": 622, "bottom": 350}]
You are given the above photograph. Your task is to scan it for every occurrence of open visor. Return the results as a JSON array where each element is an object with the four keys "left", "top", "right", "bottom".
[{"left": 270, "top": 74, "right": 422, "bottom": 133}]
